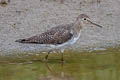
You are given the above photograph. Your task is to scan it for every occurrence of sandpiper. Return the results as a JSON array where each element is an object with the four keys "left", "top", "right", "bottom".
[{"left": 15, "top": 14, "right": 102, "bottom": 62}]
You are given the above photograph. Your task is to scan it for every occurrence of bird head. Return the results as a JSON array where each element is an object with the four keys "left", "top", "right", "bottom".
[{"left": 76, "top": 14, "right": 102, "bottom": 28}]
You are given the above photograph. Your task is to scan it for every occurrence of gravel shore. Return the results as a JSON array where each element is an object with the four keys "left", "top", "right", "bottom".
[{"left": 0, "top": 0, "right": 120, "bottom": 55}]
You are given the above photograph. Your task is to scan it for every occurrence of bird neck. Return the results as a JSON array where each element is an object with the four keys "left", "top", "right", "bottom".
[{"left": 72, "top": 20, "right": 82, "bottom": 36}]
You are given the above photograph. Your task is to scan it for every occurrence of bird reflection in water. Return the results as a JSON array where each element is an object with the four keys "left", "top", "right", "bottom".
[{"left": 39, "top": 62, "right": 75, "bottom": 80}]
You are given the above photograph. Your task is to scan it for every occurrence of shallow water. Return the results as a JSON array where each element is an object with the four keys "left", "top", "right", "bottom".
[{"left": 0, "top": 47, "right": 120, "bottom": 80}]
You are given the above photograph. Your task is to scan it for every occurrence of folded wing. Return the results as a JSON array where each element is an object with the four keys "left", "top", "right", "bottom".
[{"left": 15, "top": 28, "right": 73, "bottom": 45}]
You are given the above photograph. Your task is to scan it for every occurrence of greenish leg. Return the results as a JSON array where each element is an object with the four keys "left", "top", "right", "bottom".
[
  {"left": 45, "top": 50, "right": 51, "bottom": 61},
  {"left": 61, "top": 52, "right": 64, "bottom": 66}
]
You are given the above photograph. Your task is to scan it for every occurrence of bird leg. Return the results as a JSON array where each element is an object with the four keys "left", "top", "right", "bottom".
[
  {"left": 60, "top": 49, "right": 65, "bottom": 65},
  {"left": 45, "top": 50, "right": 52, "bottom": 61},
  {"left": 61, "top": 52, "right": 65, "bottom": 66},
  {"left": 61, "top": 53, "right": 64, "bottom": 62}
]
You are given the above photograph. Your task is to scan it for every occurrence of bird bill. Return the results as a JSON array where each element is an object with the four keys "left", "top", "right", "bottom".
[{"left": 87, "top": 19, "right": 103, "bottom": 28}]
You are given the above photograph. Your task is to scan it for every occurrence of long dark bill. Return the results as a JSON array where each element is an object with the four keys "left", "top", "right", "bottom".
[{"left": 87, "top": 19, "right": 103, "bottom": 28}]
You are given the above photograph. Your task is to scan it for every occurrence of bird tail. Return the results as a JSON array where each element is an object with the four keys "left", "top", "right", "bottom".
[{"left": 15, "top": 39, "right": 28, "bottom": 43}]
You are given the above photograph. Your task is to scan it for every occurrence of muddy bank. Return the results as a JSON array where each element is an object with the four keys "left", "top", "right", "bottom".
[{"left": 0, "top": 0, "right": 120, "bottom": 55}]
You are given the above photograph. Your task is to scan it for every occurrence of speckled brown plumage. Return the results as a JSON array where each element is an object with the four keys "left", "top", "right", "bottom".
[{"left": 15, "top": 23, "right": 74, "bottom": 45}]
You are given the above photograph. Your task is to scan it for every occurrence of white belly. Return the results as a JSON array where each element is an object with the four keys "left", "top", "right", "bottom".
[{"left": 47, "top": 31, "right": 81, "bottom": 49}]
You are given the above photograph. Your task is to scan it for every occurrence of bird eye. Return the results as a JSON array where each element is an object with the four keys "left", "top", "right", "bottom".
[{"left": 84, "top": 18, "right": 86, "bottom": 20}]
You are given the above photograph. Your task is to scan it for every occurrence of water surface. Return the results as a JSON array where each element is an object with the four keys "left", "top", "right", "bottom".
[{"left": 0, "top": 47, "right": 120, "bottom": 80}]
